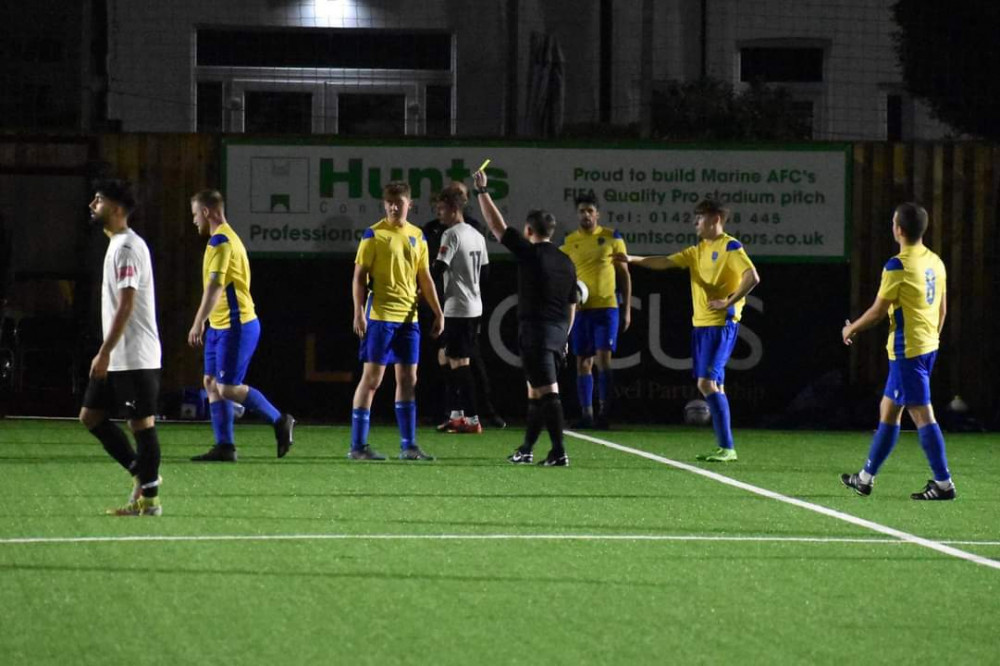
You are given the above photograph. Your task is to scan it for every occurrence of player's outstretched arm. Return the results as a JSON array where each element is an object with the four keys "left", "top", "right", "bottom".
[
  {"left": 416, "top": 266, "right": 445, "bottom": 338},
  {"left": 473, "top": 169, "right": 507, "bottom": 242},
  {"left": 842, "top": 296, "right": 892, "bottom": 346},
  {"left": 612, "top": 253, "right": 677, "bottom": 270}
]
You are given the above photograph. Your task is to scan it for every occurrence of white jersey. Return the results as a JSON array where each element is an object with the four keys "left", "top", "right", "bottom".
[
  {"left": 438, "top": 221, "right": 489, "bottom": 318},
  {"left": 102, "top": 228, "right": 161, "bottom": 371}
]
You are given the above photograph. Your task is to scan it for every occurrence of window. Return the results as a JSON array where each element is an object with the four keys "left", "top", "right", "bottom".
[
  {"left": 195, "top": 28, "right": 455, "bottom": 135},
  {"left": 197, "top": 28, "right": 451, "bottom": 70},
  {"left": 425, "top": 85, "right": 452, "bottom": 137},
  {"left": 740, "top": 47, "right": 824, "bottom": 83},
  {"left": 886, "top": 94, "right": 903, "bottom": 141},
  {"left": 244, "top": 91, "right": 314, "bottom": 134},
  {"left": 196, "top": 81, "right": 223, "bottom": 133},
  {"left": 737, "top": 40, "right": 828, "bottom": 137},
  {"left": 337, "top": 93, "right": 406, "bottom": 136}
]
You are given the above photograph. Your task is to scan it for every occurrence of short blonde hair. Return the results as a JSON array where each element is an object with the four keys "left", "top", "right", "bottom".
[{"left": 191, "top": 189, "right": 225, "bottom": 210}]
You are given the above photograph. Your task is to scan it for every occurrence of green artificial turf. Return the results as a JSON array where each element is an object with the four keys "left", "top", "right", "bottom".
[{"left": 0, "top": 419, "right": 997, "bottom": 665}]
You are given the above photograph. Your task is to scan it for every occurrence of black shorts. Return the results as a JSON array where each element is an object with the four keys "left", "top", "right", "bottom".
[
  {"left": 443, "top": 316, "right": 480, "bottom": 359},
  {"left": 518, "top": 322, "right": 567, "bottom": 352},
  {"left": 82, "top": 369, "right": 160, "bottom": 419},
  {"left": 521, "top": 346, "right": 562, "bottom": 388}
]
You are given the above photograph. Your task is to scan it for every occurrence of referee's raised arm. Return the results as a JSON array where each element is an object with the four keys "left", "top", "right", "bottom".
[{"left": 472, "top": 169, "right": 506, "bottom": 242}]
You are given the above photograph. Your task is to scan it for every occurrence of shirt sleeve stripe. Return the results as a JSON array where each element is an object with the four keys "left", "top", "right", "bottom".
[{"left": 884, "top": 257, "right": 904, "bottom": 271}]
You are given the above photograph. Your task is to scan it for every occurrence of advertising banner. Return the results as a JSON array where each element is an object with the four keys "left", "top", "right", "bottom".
[{"left": 224, "top": 140, "right": 850, "bottom": 260}]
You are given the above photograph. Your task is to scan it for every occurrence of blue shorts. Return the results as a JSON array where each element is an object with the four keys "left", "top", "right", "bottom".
[
  {"left": 884, "top": 351, "right": 937, "bottom": 406},
  {"left": 570, "top": 308, "right": 619, "bottom": 357},
  {"left": 204, "top": 318, "right": 260, "bottom": 386},
  {"left": 691, "top": 322, "right": 739, "bottom": 384},
  {"left": 360, "top": 320, "right": 420, "bottom": 366}
]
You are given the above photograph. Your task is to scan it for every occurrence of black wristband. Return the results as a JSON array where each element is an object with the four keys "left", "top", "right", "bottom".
[{"left": 475, "top": 187, "right": 488, "bottom": 195}]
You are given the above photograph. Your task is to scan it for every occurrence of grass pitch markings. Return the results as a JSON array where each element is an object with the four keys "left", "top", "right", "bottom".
[
  {"left": 1, "top": 533, "right": 999, "bottom": 547},
  {"left": 565, "top": 429, "right": 1000, "bottom": 571}
]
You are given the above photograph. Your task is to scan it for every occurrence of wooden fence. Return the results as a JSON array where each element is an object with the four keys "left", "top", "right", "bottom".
[
  {"left": 96, "top": 134, "right": 222, "bottom": 392},
  {"left": 850, "top": 143, "right": 999, "bottom": 421}
]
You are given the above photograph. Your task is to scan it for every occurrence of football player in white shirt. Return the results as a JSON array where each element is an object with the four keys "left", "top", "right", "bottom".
[
  {"left": 432, "top": 183, "right": 490, "bottom": 434},
  {"left": 79, "top": 180, "right": 164, "bottom": 516}
]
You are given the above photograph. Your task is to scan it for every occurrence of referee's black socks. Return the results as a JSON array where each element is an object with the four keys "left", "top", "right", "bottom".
[
  {"left": 540, "top": 393, "right": 566, "bottom": 456},
  {"left": 90, "top": 420, "right": 136, "bottom": 471},
  {"left": 522, "top": 398, "right": 544, "bottom": 452},
  {"left": 133, "top": 426, "right": 161, "bottom": 498}
]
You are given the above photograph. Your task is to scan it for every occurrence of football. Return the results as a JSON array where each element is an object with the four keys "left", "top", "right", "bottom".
[
  {"left": 683, "top": 399, "right": 711, "bottom": 425},
  {"left": 575, "top": 279, "right": 589, "bottom": 305}
]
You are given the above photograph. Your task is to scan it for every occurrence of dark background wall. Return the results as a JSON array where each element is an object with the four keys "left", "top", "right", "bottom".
[{"left": 2, "top": 135, "right": 997, "bottom": 428}]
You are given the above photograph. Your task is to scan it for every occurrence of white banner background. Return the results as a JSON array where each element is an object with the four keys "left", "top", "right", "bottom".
[{"left": 224, "top": 142, "right": 848, "bottom": 259}]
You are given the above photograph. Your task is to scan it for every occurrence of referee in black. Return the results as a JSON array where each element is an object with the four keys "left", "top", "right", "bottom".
[{"left": 473, "top": 167, "right": 578, "bottom": 466}]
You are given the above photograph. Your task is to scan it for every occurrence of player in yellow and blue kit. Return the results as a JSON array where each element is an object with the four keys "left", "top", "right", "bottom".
[
  {"left": 615, "top": 199, "right": 760, "bottom": 462},
  {"left": 561, "top": 193, "right": 631, "bottom": 429},
  {"left": 187, "top": 190, "right": 295, "bottom": 462},
  {"left": 840, "top": 203, "right": 955, "bottom": 500},
  {"left": 350, "top": 181, "right": 445, "bottom": 461}
]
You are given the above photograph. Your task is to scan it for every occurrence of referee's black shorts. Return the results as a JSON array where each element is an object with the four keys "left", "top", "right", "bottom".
[
  {"left": 443, "top": 316, "right": 480, "bottom": 359},
  {"left": 521, "top": 346, "right": 561, "bottom": 388},
  {"left": 82, "top": 369, "right": 160, "bottom": 419},
  {"left": 518, "top": 322, "right": 567, "bottom": 388}
]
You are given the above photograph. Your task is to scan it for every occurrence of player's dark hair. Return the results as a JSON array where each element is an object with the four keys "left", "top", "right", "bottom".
[
  {"left": 525, "top": 209, "right": 557, "bottom": 238},
  {"left": 695, "top": 198, "right": 730, "bottom": 223},
  {"left": 894, "top": 202, "right": 928, "bottom": 242},
  {"left": 191, "top": 189, "right": 225, "bottom": 210},
  {"left": 383, "top": 180, "right": 411, "bottom": 199},
  {"left": 95, "top": 179, "right": 137, "bottom": 216},
  {"left": 574, "top": 192, "right": 599, "bottom": 209},
  {"left": 435, "top": 182, "right": 469, "bottom": 209}
]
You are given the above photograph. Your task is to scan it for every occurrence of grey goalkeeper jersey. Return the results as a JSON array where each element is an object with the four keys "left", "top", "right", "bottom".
[{"left": 438, "top": 221, "right": 489, "bottom": 318}]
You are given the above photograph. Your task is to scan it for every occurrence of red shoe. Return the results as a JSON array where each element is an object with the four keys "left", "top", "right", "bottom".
[
  {"left": 437, "top": 418, "right": 463, "bottom": 432},
  {"left": 449, "top": 419, "right": 483, "bottom": 434}
]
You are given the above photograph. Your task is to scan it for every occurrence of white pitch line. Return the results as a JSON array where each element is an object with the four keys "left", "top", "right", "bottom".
[
  {"left": 1, "top": 533, "right": 999, "bottom": 547},
  {"left": 565, "top": 430, "right": 1000, "bottom": 571}
]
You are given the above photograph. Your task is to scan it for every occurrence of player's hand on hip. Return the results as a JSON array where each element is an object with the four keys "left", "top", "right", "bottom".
[
  {"left": 842, "top": 319, "right": 855, "bottom": 346},
  {"left": 611, "top": 252, "right": 631, "bottom": 265},
  {"left": 89, "top": 351, "right": 110, "bottom": 379},
  {"left": 430, "top": 313, "right": 444, "bottom": 339},
  {"left": 707, "top": 299, "right": 728, "bottom": 311}
]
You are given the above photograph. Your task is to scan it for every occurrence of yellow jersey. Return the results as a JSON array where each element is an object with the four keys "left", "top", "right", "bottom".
[
  {"left": 877, "top": 244, "right": 946, "bottom": 360},
  {"left": 560, "top": 226, "right": 627, "bottom": 310},
  {"left": 668, "top": 234, "right": 756, "bottom": 327},
  {"left": 203, "top": 222, "right": 256, "bottom": 330},
  {"left": 355, "top": 218, "right": 429, "bottom": 323}
]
